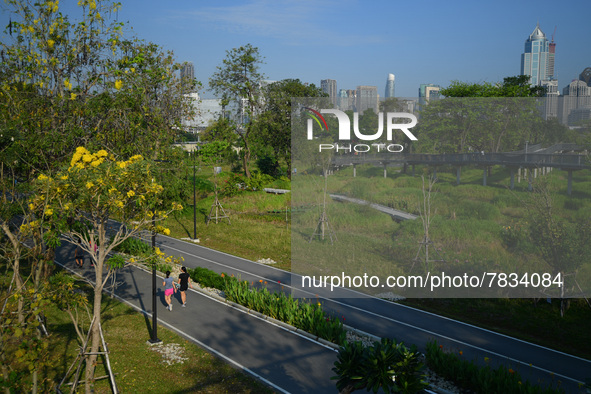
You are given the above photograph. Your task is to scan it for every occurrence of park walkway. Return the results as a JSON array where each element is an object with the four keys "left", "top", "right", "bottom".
[
  {"left": 54, "top": 243, "right": 340, "bottom": 394},
  {"left": 54, "top": 235, "right": 590, "bottom": 393}
]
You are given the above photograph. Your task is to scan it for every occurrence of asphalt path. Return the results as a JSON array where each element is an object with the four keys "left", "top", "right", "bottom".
[
  {"left": 54, "top": 243, "right": 340, "bottom": 394},
  {"left": 151, "top": 233, "right": 590, "bottom": 393}
]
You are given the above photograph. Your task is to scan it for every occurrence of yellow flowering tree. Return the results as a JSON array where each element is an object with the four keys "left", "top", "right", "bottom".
[
  {"left": 26, "top": 147, "right": 181, "bottom": 390},
  {"left": 0, "top": 0, "right": 196, "bottom": 181}
]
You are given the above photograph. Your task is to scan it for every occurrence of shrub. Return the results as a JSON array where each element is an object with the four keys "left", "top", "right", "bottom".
[
  {"left": 332, "top": 338, "right": 427, "bottom": 394},
  {"left": 114, "top": 237, "right": 151, "bottom": 256},
  {"left": 188, "top": 267, "right": 227, "bottom": 289}
]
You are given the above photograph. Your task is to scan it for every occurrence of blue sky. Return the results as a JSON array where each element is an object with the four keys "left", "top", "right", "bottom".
[{"left": 3, "top": 0, "right": 591, "bottom": 97}]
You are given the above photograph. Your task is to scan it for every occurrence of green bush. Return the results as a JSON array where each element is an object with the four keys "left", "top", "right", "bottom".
[
  {"left": 114, "top": 237, "right": 151, "bottom": 256},
  {"left": 188, "top": 267, "right": 227, "bottom": 289},
  {"left": 332, "top": 338, "right": 427, "bottom": 394}
]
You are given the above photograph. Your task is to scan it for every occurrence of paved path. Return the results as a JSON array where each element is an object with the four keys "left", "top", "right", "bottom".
[
  {"left": 54, "top": 244, "right": 339, "bottom": 394},
  {"left": 329, "top": 194, "right": 418, "bottom": 221},
  {"left": 55, "top": 233, "right": 590, "bottom": 393},
  {"left": 151, "top": 234, "right": 589, "bottom": 394}
]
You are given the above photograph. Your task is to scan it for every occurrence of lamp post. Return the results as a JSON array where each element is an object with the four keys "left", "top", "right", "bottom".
[
  {"left": 148, "top": 159, "right": 170, "bottom": 344},
  {"left": 525, "top": 140, "right": 529, "bottom": 162},
  {"left": 148, "top": 212, "right": 160, "bottom": 344},
  {"left": 193, "top": 147, "right": 197, "bottom": 240}
]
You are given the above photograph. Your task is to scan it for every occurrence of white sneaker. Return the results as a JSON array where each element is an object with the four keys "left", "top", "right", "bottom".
[
  {"left": 182, "top": 303, "right": 186, "bottom": 307},
  {"left": 169, "top": 304, "right": 172, "bottom": 311}
]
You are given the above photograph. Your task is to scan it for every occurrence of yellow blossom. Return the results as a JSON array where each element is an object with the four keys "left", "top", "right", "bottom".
[
  {"left": 118, "top": 161, "right": 126, "bottom": 169},
  {"left": 96, "top": 150, "right": 108, "bottom": 157},
  {"left": 29, "top": 203, "right": 35, "bottom": 211},
  {"left": 109, "top": 187, "right": 117, "bottom": 194},
  {"left": 115, "top": 200, "right": 124, "bottom": 208},
  {"left": 86, "top": 181, "right": 94, "bottom": 189},
  {"left": 60, "top": 175, "right": 68, "bottom": 180},
  {"left": 64, "top": 79, "right": 72, "bottom": 90},
  {"left": 127, "top": 190, "right": 135, "bottom": 198},
  {"left": 82, "top": 154, "right": 93, "bottom": 163},
  {"left": 37, "top": 174, "right": 48, "bottom": 181},
  {"left": 114, "top": 80, "right": 123, "bottom": 90},
  {"left": 70, "top": 92, "right": 77, "bottom": 100},
  {"left": 44, "top": 208, "right": 53, "bottom": 216},
  {"left": 163, "top": 228, "right": 171, "bottom": 235},
  {"left": 47, "top": 39, "right": 55, "bottom": 49}
]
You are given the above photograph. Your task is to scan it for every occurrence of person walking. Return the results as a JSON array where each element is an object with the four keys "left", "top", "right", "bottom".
[
  {"left": 177, "top": 267, "right": 191, "bottom": 307},
  {"left": 74, "top": 239, "right": 84, "bottom": 268},
  {"left": 163, "top": 271, "right": 176, "bottom": 311}
]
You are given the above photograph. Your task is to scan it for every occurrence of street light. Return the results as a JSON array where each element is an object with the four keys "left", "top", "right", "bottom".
[
  {"left": 193, "top": 146, "right": 198, "bottom": 240},
  {"left": 148, "top": 159, "right": 171, "bottom": 344}
]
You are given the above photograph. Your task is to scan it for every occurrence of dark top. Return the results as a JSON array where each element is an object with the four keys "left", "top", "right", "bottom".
[{"left": 178, "top": 272, "right": 190, "bottom": 291}]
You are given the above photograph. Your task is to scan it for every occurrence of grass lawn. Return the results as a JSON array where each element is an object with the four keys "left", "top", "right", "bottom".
[{"left": 162, "top": 187, "right": 291, "bottom": 270}]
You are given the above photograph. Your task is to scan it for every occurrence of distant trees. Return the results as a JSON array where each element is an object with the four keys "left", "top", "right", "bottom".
[
  {"left": 415, "top": 75, "right": 567, "bottom": 154},
  {"left": 440, "top": 75, "right": 546, "bottom": 98}
]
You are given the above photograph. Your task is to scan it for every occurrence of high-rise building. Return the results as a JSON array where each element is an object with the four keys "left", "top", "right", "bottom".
[
  {"left": 385, "top": 74, "right": 395, "bottom": 98},
  {"left": 321, "top": 79, "right": 338, "bottom": 108},
  {"left": 580, "top": 67, "right": 591, "bottom": 87},
  {"left": 541, "top": 79, "right": 558, "bottom": 119},
  {"left": 521, "top": 24, "right": 554, "bottom": 86},
  {"left": 356, "top": 85, "right": 378, "bottom": 114},
  {"left": 418, "top": 84, "right": 440, "bottom": 109},
  {"left": 559, "top": 79, "right": 591, "bottom": 126},
  {"left": 180, "top": 62, "right": 195, "bottom": 92}
]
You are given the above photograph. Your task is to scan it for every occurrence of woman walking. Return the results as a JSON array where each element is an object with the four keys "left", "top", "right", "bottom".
[
  {"left": 177, "top": 267, "right": 191, "bottom": 307},
  {"left": 75, "top": 239, "right": 84, "bottom": 268},
  {"left": 163, "top": 271, "right": 176, "bottom": 311}
]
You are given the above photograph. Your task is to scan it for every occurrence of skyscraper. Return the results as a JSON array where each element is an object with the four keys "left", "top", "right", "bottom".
[
  {"left": 321, "top": 79, "right": 337, "bottom": 108},
  {"left": 559, "top": 76, "right": 591, "bottom": 126},
  {"left": 356, "top": 86, "right": 378, "bottom": 114},
  {"left": 180, "top": 62, "right": 195, "bottom": 92},
  {"left": 521, "top": 24, "right": 554, "bottom": 86},
  {"left": 385, "top": 74, "right": 395, "bottom": 98}
]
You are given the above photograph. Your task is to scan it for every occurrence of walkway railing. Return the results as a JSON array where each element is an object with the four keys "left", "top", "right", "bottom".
[{"left": 333, "top": 151, "right": 588, "bottom": 170}]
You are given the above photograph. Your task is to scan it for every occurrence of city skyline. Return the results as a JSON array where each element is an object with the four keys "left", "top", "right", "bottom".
[{"left": 1, "top": 0, "right": 590, "bottom": 98}]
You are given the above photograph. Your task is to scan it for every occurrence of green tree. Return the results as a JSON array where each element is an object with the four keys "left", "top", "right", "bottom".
[
  {"left": 253, "top": 79, "right": 326, "bottom": 178},
  {"left": 522, "top": 179, "right": 591, "bottom": 316},
  {"left": 440, "top": 75, "right": 546, "bottom": 98},
  {"left": 209, "top": 44, "right": 265, "bottom": 177},
  {"left": 416, "top": 76, "right": 548, "bottom": 155}
]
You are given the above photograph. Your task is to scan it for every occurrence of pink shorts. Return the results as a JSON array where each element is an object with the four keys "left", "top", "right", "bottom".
[{"left": 165, "top": 288, "right": 174, "bottom": 297}]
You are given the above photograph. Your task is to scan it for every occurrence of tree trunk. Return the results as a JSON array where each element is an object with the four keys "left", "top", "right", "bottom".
[{"left": 85, "top": 275, "right": 103, "bottom": 393}]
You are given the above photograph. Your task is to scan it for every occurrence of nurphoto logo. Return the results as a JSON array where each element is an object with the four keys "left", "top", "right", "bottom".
[{"left": 304, "top": 107, "right": 418, "bottom": 153}]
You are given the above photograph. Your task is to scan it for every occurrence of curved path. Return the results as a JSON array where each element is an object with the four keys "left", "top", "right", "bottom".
[
  {"left": 55, "top": 233, "right": 589, "bottom": 393},
  {"left": 152, "top": 234, "right": 589, "bottom": 393}
]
